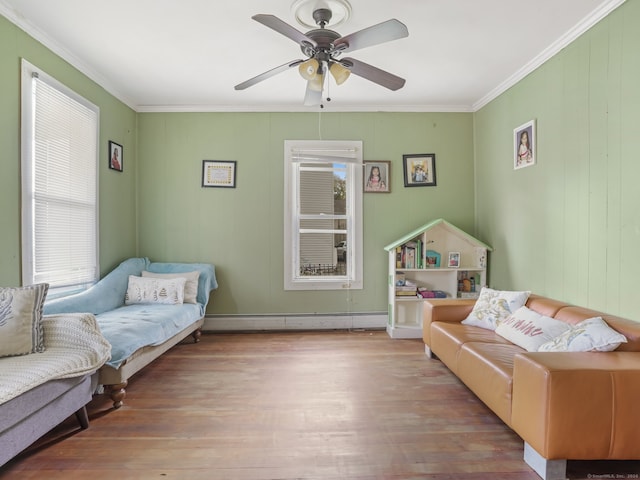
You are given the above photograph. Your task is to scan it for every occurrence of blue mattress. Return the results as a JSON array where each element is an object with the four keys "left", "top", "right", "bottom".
[
  {"left": 43, "top": 257, "right": 217, "bottom": 370},
  {"left": 96, "top": 303, "right": 203, "bottom": 369}
]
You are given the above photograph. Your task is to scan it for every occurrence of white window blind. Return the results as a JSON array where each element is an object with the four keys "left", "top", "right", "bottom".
[
  {"left": 284, "top": 140, "right": 363, "bottom": 290},
  {"left": 21, "top": 59, "right": 100, "bottom": 290}
]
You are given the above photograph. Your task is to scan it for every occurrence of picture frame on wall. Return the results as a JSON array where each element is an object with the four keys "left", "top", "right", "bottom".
[
  {"left": 363, "top": 161, "right": 391, "bottom": 193},
  {"left": 514, "top": 119, "right": 536, "bottom": 169},
  {"left": 202, "top": 160, "right": 237, "bottom": 188},
  {"left": 403, "top": 154, "right": 436, "bottom": 187},
  {"left": 108, "top": 141, "right": 123, "bottom": 172},
  {"left": 448, "top": 252, "right": 460, "bottom": 268}
]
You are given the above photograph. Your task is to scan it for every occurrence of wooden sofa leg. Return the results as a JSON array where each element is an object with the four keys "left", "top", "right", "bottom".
[
  {"left": 75, "top": 406, "right": 89, "bottom": 429},
  {"left": 107, "top": 381, "right": 128, "bottom": 409},
  {"left": 192, "top": 328, "right": 202, "bottom": 343},
  {"left": 524, "top": 442, "right": 567, "bottom": 480},
  {"left": 425, "top": 345, "right": 433, "bottom": 358}
]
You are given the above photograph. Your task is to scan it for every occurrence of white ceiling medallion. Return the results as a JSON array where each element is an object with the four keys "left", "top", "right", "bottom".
[{"left": 291, "top": 0, "right": 352, "bottom": 29}]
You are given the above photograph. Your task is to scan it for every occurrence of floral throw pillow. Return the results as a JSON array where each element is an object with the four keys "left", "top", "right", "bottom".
[
  {"left": 461, "top": 287, "right": 530, "bottom": 331},
  {"left": 538, "top": 316, "right": 627, "bottom": 352}
]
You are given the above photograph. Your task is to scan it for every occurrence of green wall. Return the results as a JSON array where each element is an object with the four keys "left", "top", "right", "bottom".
[
  {"left": 137, "top": 112, "right": 475, "bottom": 314},
  {"left": 0, "top": 15, "right": 138, "bottom": 285},
  {"left": 474, "top": 0, "right": 639, "bottom": 319},
  {"left": 5, "top": 1, "right": 637, "bottom": 320},
  {"left": 1, "top": 12, "right": 476, "bottom": 316}
]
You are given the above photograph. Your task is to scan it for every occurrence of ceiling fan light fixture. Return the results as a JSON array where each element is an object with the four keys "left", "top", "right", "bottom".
[
  {"left": 298, "top": 58, "right": 319, "bottom": 80},
  {"left": 329, "top": 62, "right": 350, "bottom": 85},
  {"left": 308, "top": 71, "right": 325, "bottom": 91}
]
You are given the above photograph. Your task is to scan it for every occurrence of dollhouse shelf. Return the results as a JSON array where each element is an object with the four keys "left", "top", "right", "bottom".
[{"left": 383, "top": 218, "right": 492, "bottom": 339}]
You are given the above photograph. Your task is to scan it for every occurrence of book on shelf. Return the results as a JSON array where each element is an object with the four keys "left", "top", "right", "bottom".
[
  {"left": 395, "top": 280, "right": 417, "bottom": 296},
  {"left": 396, "top": 238, "right": 423, "bottom": 269},
  {"left": 457, "top": 291, "right": 480, "bottom": 299},
  {"left": 396, "top": 286, "right": 417, "bottom": 292},
  {"left": 396, "top": 291, "right": 418, "bottom": 297},
  {"left": 417, "top": 287, "right": 447, "bottom": 299}
]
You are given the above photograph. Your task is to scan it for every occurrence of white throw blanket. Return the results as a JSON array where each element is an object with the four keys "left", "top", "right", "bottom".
[{"left": 0, "top": 313, "right": 112, "bottom": 405}]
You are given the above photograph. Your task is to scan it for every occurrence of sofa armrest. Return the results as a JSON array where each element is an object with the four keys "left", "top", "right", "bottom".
[
  {"left": 512, "top": 351, "right": 640, "bottom": 460},
  {"left": 423, "top": 299, "right": 476, "bottom": 346},
  {"left": 44, "top": 257, "right": 150, "bottom": 315}
]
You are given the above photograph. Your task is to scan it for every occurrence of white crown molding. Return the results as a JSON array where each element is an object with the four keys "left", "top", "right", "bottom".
[
  {"left": 0, "top": 0, "right": 137, "bottom": 110},
  {"left": 472, "top": 0, "right": 627, "bottom": 111},
  {"left": 136, "top": 103, "right": 474, "bottom": 113},
  {"left": 0, "top": 1, "right": 477, "bottom": 114},
  {"left": 2, "top": 0, "right": 626, "bottom": 114}
]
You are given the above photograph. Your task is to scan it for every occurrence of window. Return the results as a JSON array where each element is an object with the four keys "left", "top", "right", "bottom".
[
  {"left": 284, "top": 140, "right": 363, "bottom": 290},
  {"left": 21, "top": 59, "right": 100, "bottom": 293}
]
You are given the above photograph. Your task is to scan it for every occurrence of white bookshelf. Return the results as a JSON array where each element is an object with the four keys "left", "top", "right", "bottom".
[{"left": 384, "top": 219, "right": 492, "bottom": 338}]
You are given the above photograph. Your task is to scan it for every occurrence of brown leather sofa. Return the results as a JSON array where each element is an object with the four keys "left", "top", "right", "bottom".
[{"left": 422, "top": 294, "right": 640, "bottom": 480}]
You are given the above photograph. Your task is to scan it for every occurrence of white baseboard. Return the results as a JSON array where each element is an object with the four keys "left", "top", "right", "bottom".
[{"left": 203, "top": 312, "right": 387, "bottom": 332}]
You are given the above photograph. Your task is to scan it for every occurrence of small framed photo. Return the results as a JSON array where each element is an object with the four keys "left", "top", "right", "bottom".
[
  {"left": 202, "top": 160, "right": 237, "bottom": 188},
  {"left": 514, "top": 120, "right": 536, "bottom": 169},
  {"left": 363, "top": 161, "right": 390, "bottom": 193},
  {"left": 448, "top": 252, "right": 460, "bottom": 268},
  {"left": 108, "top": 141, "right": 123, "bottom": 172},
  {"left": 425, "top": 250, "right": 441, "bottom": 268},
  {"left": 403, "top": 154, "right": 436, "bottom": 187}
]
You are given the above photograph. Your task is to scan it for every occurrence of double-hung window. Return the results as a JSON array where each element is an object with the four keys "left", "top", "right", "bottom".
[
  {"left": 20, "top": 59, "right": 100, "bottom": 294},
  {"left": 284, "top": 140, "right": 363, "bottom": 290}
]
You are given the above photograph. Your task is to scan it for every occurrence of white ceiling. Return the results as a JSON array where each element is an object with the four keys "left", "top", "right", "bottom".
[{"left": 0, "top": 0, "right": 625, "bottom": 112}]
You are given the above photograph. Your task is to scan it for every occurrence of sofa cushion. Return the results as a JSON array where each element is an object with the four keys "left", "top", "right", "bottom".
[
  {"left": 0, "top": 284, "right": 49, "bottom": 358},
  {"left": 538, "top": 316, "right": 627, "bottom": 352},
  {"left": 457, "top": 342, "right": 525, "bottom": 426},
  {"left": 125, "top": 275, "right": 186, "bottom": 305},
  {"left": 96, "top": 303, "right": 203, "bottom": 369},
  {"left": 431, "top": 322, "right": 513, "bottom": 375},
  {"left": 461, "top": 287, "right": 530, "bottom": 331},
  {"left": 141, "top": 270, "right": 200, "bottom": 304},
  {"left": 495, "top": 306, "right": 571, "bottom": 352}
]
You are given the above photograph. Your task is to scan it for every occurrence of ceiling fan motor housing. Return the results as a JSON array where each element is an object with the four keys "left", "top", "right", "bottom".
[
  {"left": 301, "top": 9, "right": 345, "bottom": 65},
  {"left": 301, "top": 28, "right": 341, "bottom": 59}
]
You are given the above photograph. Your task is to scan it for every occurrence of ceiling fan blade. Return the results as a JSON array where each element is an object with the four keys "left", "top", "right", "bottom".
[
  {"left": 334, "top": 19, "right": 408, "bottom": 54},
  {"left": 235, "top": 59, "right": 304, "bottom": 90},
  {"left": 341, "top": 57, "right": 406, "bottom": 91},
  {"left": 303, "top": 82, "right": 323, "bottom": 106},
  {"left": 252, "top": 14, "right": 318, "bottom": 49}
]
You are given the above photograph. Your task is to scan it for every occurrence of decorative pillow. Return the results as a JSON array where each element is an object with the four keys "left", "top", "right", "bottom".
[
  {"left": 0, "top": 283, "right": 49, "bottom": 357},
  {"left": 124, "top": 276, "right": 186, "bottom": 305},
  {"left": 141, "top": 270, "right": 200, "bottom": 304},
  {"left": 495, "top": 306, "right": 571, "bottom": 352},
  {"left": 538, "top": 316, "right": 628, "bottom": 352},
  {"left": 461, "top": 287, "right": 531, "bottom": 331}
]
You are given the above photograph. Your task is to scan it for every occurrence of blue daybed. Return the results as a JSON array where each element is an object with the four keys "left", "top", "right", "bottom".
[{"left": 44, "top": 257, "right": 217, "bottom": 408}]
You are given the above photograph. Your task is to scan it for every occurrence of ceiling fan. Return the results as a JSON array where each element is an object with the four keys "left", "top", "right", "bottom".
[{"left": 234, "top": 4, "right": 409, "bottom": 106}]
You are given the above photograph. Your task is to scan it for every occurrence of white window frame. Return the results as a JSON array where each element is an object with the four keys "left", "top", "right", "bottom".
[
  {"left": 284, "top": 140, "right": 363, "bottom": 290},
  {"left": 20, "top": 59, "right": 100, "bottom": 293}
]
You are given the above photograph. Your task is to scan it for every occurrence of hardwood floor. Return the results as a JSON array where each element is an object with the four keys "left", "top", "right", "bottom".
[{"left": 2, "top": 331, "right": 638, "bottom": 479}]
